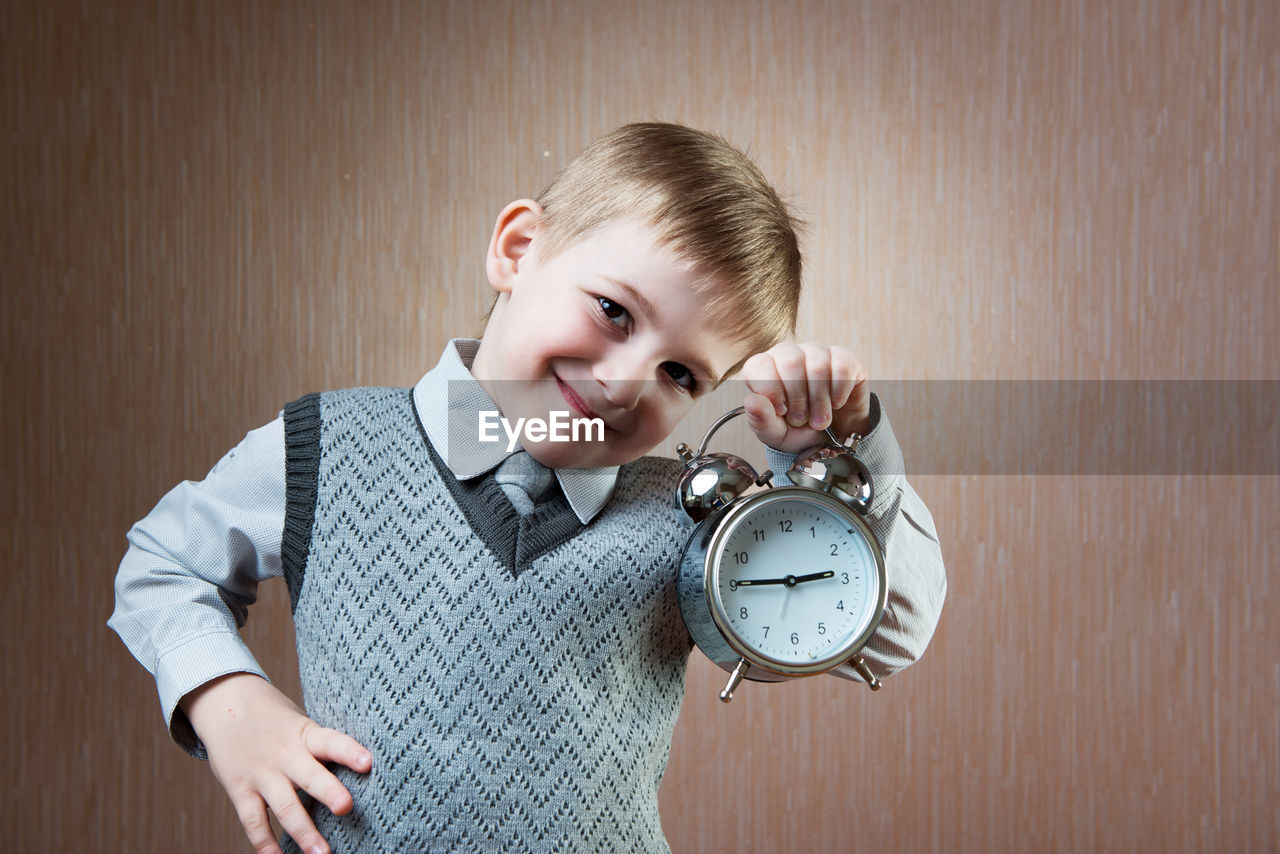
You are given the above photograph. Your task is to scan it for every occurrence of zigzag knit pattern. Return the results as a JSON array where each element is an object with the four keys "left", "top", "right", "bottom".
[{"left": 280, "top": 388, "right": 691, "bottom": 853}]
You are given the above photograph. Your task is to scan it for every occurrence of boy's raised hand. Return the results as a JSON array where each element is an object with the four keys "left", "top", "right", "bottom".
[
  {"left": 742, "top": 342, "right": 873, "bottom": 454},
  {"left": 180, "top": 672, "right": 372, "bottom": 854}
]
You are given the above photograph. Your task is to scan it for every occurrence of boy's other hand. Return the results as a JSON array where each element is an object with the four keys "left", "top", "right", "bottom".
[
  {"left": 742, "top": 342, "right": 872, "bottom": 454},
  {"left": 180, "top": 672, "right": 372, "bottom": 854}
]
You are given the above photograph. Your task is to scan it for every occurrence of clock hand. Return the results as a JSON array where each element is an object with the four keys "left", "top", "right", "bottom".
[
  {"left": 735, "top": 576, "right": 790, "bottom": 587},
  {"left": 735, "top": 570, "right": 835, "bottom": 588}
]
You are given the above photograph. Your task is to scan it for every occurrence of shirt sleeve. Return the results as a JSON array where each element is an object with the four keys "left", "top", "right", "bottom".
[
  {"left": 107, "top": 416, "right": 287, "bottom": 758},
  {"left": 764, "top": 393, "right": 948, "bottom": 683}
]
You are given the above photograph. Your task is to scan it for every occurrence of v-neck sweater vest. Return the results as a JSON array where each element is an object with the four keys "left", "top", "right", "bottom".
[{"left": 280, "top": 387, "right": 690, "bottom": 853}]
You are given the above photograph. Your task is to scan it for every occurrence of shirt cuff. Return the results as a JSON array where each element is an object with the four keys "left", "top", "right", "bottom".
[{"left": 155, "top": 629, "right": 269, "bottom": 760}]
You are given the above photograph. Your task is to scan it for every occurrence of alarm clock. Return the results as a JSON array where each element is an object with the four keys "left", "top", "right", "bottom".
[{"left": 674, "top": 407, "right": 887, "bottom": 702}]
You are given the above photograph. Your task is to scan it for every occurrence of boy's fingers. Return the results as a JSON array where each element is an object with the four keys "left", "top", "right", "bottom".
[
  {"left": 768, "top": 344, "right": 810, "bottom": 426},
  {"left": 741, "top": 353, "right": 787, "bottom": 416},
  {"left": 303, "top": 724, "right": 373, "bottom": 773},
  {"left": 741, "top": 392, "right": 772, "bottom": 425},
  {"left": 800, "top": 342, "right": 833, "bottom": 429},
  {"left": 828, "top": 345, "right": 865, "bottom": 411},
  {"left": 743, "top": 392, "right": 787, "bottom": 447},
  {"left": 264, "top": 779, "right": 329, "bottom": 854},
  {"left": 286, "top": 755, "right": 354, "bottom": 817},
  {"left": 230, "top": 793, "right": 285, "bottom": 854}
]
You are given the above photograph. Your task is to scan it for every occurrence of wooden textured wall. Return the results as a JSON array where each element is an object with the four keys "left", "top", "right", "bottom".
[{"left": 3, "top": 1, "right": 1276, "bottom": 852}]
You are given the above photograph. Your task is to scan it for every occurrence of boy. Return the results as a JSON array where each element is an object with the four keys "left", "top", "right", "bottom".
[{"left": 111, "top": 123, "right": 946, "bottom": 853}]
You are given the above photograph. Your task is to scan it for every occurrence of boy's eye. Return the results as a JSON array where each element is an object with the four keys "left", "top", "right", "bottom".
[
  {"left": 662, "top": 362, "right": 698, "bottom": 393},
  {"left": 597, "top": 297, "right": 629, "bottom": 327}
]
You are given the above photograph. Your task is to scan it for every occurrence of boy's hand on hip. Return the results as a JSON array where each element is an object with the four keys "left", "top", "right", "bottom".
[
  {"left": 742, "top": 342, "right": 872, "bottom": 454},
  {"left": 180, "top": 672, "right": 372, "bottom": 854}
]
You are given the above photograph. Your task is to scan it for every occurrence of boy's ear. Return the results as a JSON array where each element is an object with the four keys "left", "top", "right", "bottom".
[{"left": 486, "top": 199, "right": 543, "bottom": 293}]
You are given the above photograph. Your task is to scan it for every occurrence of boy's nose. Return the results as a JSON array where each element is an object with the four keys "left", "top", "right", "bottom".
[
  {"left": 598, "top": 375, "right": 643, "bottom": 410},
  {"left": 593, "top": 352, "right": 647, "bottom": 410},
  {"left": 593, "top": 345, "right": 654, "bottom": 410}
]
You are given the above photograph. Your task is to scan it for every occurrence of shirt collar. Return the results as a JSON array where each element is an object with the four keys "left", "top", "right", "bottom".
[{"left": 412, "top": 339, "right": 619, "bottom": 523}]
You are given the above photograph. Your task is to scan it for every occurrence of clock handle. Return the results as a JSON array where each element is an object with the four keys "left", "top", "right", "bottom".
[
  {"left": 719, "top": 658, "right": 751, "bottom": 702},
  {"left": 693, "top": 406, "right": 747, "bottom": 455}
]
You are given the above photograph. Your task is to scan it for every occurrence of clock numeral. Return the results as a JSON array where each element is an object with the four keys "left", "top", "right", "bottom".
[
  {"left": 753, "top": 528, "right": 766, "bottom": 542},
  {"left": 779, "top": 520, "right": 793, "bottom": 533},
  {"left": 762, "top": 626, "right": 770, "bottom": 637},
  {"left": 830, "top": 544, "right": 839, "bottom": 556},
  {"left": 733, "top": 551, "right": 749, "bottom": 565},
  {"left": 809, "top": 526, "right": 816, "bottom": 538},
  {"left": 740, "top": 607, "right": 749, "bottom": 620},
  {"left": 728, "top": 579, "right": 739, "bottom": 591},
  {"left": 841, "top": 572, "right": 849, "bottom": 584},
  {"left": 836, "top": 600, "right": 844, "bottom": 611},
  {"left": 790, "top": 632, "right": 800, "bottom": 645},
  {"left": 817, "top": 622, "right": 827, "bottom": 635}
]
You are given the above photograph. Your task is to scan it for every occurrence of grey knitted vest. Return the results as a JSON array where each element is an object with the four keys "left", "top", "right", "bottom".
[{"left": 280, "top": 387, "right": 691, "bottom": 853}]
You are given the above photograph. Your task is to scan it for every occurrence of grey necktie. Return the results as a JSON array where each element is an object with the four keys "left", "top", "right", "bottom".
[{"left": 493, "top": 451, "right": 555, "bottom": 515}]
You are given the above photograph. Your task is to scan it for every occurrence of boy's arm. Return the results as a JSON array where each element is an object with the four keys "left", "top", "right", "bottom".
[
  {"left": 109, "top": 418, "right": 287, "bottom": 755},
  {"left": 109, "top": 416, "right": 372, "bottom": 854},
  {"left": 742, "top": 343, "right": 947, "bottom": 682}
]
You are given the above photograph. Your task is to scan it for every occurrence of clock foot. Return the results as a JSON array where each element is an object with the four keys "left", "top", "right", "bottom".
[
  {"left": 720, "top": 658, "right": 750, "bottom": 702},
  {"left": 852, "top": 656, "right": 881, "bottom": 690}
]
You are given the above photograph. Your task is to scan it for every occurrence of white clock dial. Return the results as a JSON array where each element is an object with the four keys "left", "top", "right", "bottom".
[{"left": 710, "top": 493, "right": 881, "bottom": 670}]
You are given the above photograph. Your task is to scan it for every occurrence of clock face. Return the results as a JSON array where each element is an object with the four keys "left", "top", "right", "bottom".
[{"left": 708, "top": 490, "right": 884, "bottom": 672}]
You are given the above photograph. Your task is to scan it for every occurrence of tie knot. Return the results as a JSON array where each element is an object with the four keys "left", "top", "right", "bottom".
[{"left": 493, "top": 451, "right": 555, "bottom": 514}]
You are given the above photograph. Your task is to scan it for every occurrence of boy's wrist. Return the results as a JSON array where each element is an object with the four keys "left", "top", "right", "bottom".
[
  {"left": 179, "top": 671, "right": 270, "bottom": 720},
  {"left": 847, "top": 394, "right": 904, "bottom": 482},
  {"left": 179, "top": 672, "right": 283, "bottom": 759},
  {"left": 155, "top": 628, "right": 270, "bottom": 759}
]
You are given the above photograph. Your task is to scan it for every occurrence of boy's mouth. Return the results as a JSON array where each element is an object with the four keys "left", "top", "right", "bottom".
[{"left": 555, "top": 377, "right": 604, "bottom": 423}]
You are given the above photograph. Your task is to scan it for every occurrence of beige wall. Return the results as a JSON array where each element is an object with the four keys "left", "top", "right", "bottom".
[{"left": 3, "top": 1, "right": 1277, "bottom": 851}]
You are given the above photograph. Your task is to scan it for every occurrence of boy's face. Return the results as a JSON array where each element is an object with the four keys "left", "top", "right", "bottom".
[{"left": 471, "top": 208, "right": 750, "bottom": 470}]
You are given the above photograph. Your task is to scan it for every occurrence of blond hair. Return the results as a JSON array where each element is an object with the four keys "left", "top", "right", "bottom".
[{"left": 533, "top": 123, "right": 802, "bottom": 363}]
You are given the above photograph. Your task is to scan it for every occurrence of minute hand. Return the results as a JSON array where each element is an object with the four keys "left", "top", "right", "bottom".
[{"left": 735, "top": 570, "right": 835, "bottom": 588}]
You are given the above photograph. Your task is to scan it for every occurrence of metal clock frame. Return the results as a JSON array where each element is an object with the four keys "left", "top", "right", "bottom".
[{"left": 703, "top": 486, "right": 888, "bottom": 678}]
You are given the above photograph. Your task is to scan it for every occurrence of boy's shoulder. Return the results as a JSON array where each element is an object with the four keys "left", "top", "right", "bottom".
[
  {"left": 289, "top": 385, "right": 411, "bottom": 410},
  {"left": 284, "top": 385, "right": 416, "bottom": 430},
  {"left": 282, "top": 386, "right": 420, "bottom": 462}
]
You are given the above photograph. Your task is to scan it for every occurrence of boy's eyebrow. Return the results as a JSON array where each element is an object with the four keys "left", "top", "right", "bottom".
[
  {"left": 605, "top": 277, "right": 657, "bottom": 322},
  {"left": 605, "top": 276, "right": 723, "bottom": 387}
]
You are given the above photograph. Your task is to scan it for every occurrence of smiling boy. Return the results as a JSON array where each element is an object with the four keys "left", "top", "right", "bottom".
[
  {"left": 110, "top": 123, "right": 946, "bottom": 853},
  {"left": 472, "top": 207, "right": 750, "bottom": 470}
]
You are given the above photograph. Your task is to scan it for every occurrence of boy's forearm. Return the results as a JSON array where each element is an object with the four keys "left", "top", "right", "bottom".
[
  {"left": 108, "top": 416, "right": 288, "bottom": 755},
  {"left": 111, "top": 533, "right": 275, "bottom": 757},
  {"left": 855, "top": 475, "right": 946, "bottom": 677},
  {"left": 159, "top": 627, "right": 271, "bottom": 758}
]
